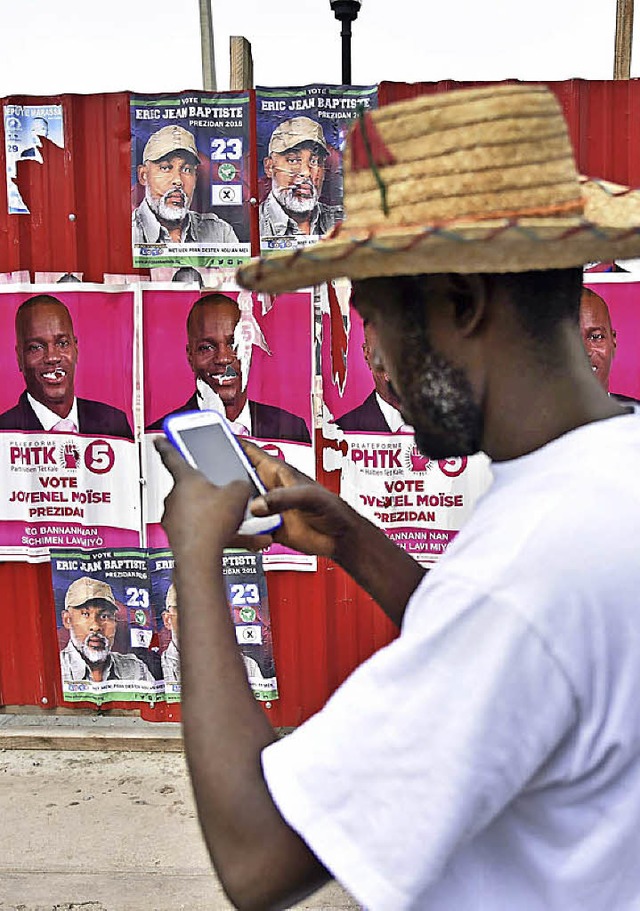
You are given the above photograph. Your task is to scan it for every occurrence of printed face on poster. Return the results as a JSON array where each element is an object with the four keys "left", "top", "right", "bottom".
[
  {"left": 130, "top": 93, "right": 252, "bottom": 269},
  {"left": 4, "top": 103, "right": 64, "bottom": 214},
  {"left": 0, "top": 286, "right": 140, "bottom": 560},
  {"left": 51, "top": 548, "right": 162, "bottom": 705},
  {"left": 149, "top": 548, "right": 278, "bottom": 704},
  {"left": 256, "top": 84, "right": 377, "bottom": 250},
  {"left": 142, "top": 284, "right": 316, "bottom": 569},
  {"left": 581, "top": 275, "right": 640, "bottom": 401}
]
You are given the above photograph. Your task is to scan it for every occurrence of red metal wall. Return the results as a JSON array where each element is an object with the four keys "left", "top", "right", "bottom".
[{"left": 1, "top": 80, "right": 638, "bottom": 723}]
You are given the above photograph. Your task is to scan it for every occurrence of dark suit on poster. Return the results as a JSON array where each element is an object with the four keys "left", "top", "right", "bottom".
[
  {"left": 336, "top": 391, "right": 392, "bottom": 433},
  {"left": 147, "top": 393, "right": 311, "bottom": 444},
  {"left": 613, "top": 392, "right": 640, "bottom": 407},
  {"left": 0, "top": 391, "right": 134, "bottom": 440}
]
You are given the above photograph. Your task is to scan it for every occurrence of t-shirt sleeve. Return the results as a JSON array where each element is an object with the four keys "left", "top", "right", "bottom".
[{"left": 261, "top": 580, "right": 576, "bottom": 911}]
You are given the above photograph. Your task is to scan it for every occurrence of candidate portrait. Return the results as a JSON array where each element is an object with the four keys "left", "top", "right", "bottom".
[
  {"left": 146, "top": 292, "right": 310, "bottom": 443},
  {"left": 260, "top": 116, "right": 341, "bottom": 239},
  {"left": 132, "top": 124, "right": 239, "bottom": 246},
  {"left": 0, "top": 294, "right": 133, "bottom": 439}
]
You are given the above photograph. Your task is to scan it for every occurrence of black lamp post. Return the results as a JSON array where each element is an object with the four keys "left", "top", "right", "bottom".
[{"left": 330, "top": 0, "right": 363, "bottom": 85}]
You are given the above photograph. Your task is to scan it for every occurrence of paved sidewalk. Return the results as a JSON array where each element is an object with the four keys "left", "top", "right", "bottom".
[
  {"left": 0, "top": 711, "right": 183, "bottom": 752},
  {"left": 0, "top": 715, "right": 360, "bottom": 910}
]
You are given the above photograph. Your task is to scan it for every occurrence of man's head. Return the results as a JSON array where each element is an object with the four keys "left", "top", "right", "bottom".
[
  {"left": 15, "top": 295, "right": 78, "bottom": 418},
  {"left": 352, "top": 268, "right": 584, "bottom": 460},
  {"left": 162, "top": 582, "right": 179, "bottom": 648},
  {"left": 186, "top": 293, "right": 247, "bottom": 421},
  {"left": 580, "top": 287, "right": 617, "bottom": 391},
  {"left": 32, "top": 117, "right": 48, "bottom": 139},
  {"left": 62, "top": 577, "right": 118, "bottom": 667},
  {"left": 172, "top": 267, "right": 204, "bottom": 287},
  {"left": 137, "top": 126, "right": 200, "bottom": 227},
  {"left": 264, "top": 117, "right": 328, "bottom": 220},
  {"left": 362, "top": 320, "right": 401, "bottom": 410}
]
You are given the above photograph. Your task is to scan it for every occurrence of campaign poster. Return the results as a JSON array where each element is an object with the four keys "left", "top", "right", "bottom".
[
  {"left": 130, "top": 93, "right": 251, "bottom": 269},
  {"left": 322, "top": 306, "right": 492, "bottom": 566},
  {"left": 141, "top": 283, "right": 316, "bottom": 571},
  {"left": 0, "top": 285, "right": 140, "bottom": 561},
  {"left": 256, "top": 84, "right": 378, "bottom": 252},
  {"left": 51, "top": 548, "right": 162, "bottom": 705},
  {"left": 3, "top": 102, "right": 64, "bottom": 215},
  {"left": 581, "top": 273, "right": 640, "bottom": 402},
  {"left": 149, "top": 549, "right": 278, "bottom": 704}
]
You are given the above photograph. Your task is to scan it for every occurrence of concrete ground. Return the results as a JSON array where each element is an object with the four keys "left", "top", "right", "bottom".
[{"left": 0, "top": 715, "right": 359, "bottom": 911}]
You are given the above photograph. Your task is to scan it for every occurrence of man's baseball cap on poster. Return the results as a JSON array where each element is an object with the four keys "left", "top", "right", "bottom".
[
  {"left": 239, "top": 84, "right": 640, "bottom": 294},
  {"left": 64, "top": 576, "right": 118, "bottom": 612},
  {"left": 143, "top": 126, "right": 199, "bottom": 164},
  {"left": 268, "top": 117, "right": 328, "bottom": 155}
]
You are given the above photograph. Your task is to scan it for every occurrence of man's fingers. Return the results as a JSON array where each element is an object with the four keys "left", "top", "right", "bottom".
[
  {"left": 155, "top": 438, "right": 195, "bottom": 480},
  {"left": 250, "top": 484, "right": 326, "bottom": 517}
]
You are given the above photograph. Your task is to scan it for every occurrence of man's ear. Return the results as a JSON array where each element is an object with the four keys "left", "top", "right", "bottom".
[
  {"left": 449, "top": 274, "right": 488, "bottom": 337},
  {"left": 61, "top": 610, "right": 71, "bottom": 630},
  {"left": 137, "top": 163, "right": 148, "bottom": 187},
  {"left": 612, "top": 327, "right": 618, "bottom": 356},
  {"left": 263, "top": 156, "right": 274, "bottom": 179}
]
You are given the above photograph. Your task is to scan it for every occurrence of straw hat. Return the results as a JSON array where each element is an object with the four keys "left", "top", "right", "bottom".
[{"left": 237, "top": 84, "right": 640, "bottom": 293}]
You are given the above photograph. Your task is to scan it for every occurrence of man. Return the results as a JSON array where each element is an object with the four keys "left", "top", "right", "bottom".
[
  {"left": 260, "top": 116, "right": 341, "bottom": 238},
  {"left": 20, "top": 116, "right": 48, "bottom": 160},
  {"left": 160, "top": 582, "right": 180, "bottom": 684},
  {"left": 0, "top": 295, "right": 133, "bottom": 439},
  {"left": 60, "top": 577, "right": 153, "bottom": 684},
  {"left": 156, "top": 85, "right": 640, "bottom": 910},
  {"left": 147, "top": 292, "right": 310, "bottom": 443},
  {"left": 160, "top": 580, "right": 264, "bottom": 686},
  {"left": 580, "top": 285, "right": 640, "bottom": 404},
  {"left": 336, "top": 320, "right": 405, "bottom": 432},
  {"left": 132, "top": 125, "right": 238, "bottom": 246}
]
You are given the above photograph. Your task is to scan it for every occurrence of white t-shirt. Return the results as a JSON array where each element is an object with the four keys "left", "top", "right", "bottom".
[{"left": 262, "top": 411, "right": 640, "bottom": 910}]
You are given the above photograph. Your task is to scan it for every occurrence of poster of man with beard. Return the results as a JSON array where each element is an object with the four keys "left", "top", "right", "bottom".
[
  {"left": 130, "top": 93, "right": 251, "bottom": 269},
  {"left": 52, "top": 548, "right": 162, "bottom": 705},
  {"left": 256, "top": 84, "right": 378, "bottom": 252}
]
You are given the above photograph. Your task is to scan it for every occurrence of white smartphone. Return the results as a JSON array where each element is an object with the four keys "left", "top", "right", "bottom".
[{"left": 163, "top": 410, "right": 282, "bottom": 536}]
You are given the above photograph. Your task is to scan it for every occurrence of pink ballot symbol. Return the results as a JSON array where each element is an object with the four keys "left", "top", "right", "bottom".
[
  {"left": 409, "top": 446, "right": 430, "bottom": 472},
  {"left": 63, "top": 443, "right": 80, "bottom": 469}
]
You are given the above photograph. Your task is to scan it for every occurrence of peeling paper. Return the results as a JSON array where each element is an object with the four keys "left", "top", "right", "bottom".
[{"left": 4, "top": 103, "right": 64, "bottom": 215}]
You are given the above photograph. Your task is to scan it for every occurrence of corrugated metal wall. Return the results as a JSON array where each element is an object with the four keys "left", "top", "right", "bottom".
[{"left": 1, "top": 79, "right": 638, "bottom": 723}]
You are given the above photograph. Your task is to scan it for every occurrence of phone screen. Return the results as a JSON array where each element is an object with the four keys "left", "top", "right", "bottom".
[{"left": 176, "top": 424, "right": 261, "bottom": 497}]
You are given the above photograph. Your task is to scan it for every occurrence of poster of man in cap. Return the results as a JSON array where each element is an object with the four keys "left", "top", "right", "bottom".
[
  {"left": 149, "top": 549, "right": 278, "bottom": 704},
  {"left": 256, "top": 84, "right": 378, "bottom": 251},
  {"left": 0, "top": 285, "right": 140, "bottom": 562},
  {"left": 51, "top": 548, "right": 162, "bottom": 705},
  {"left": 130, "top": 93, "right": 251, "bottom": 269}
]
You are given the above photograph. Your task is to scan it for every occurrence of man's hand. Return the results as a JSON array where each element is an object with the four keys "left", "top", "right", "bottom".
[
  {"left": 241, "top": 440, "right": 357, "bottom": 558},
  {"left": 155, "top": 438, "right": 273, "bottom": 560}
]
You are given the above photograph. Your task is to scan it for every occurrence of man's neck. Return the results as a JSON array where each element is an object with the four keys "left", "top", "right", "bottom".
[{"left": 484, "top": 329, "right": 625, "bottom": 462}]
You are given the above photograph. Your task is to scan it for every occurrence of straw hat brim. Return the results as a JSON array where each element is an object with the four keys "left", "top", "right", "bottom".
[{"left": 237, "top": 178, "right": 640, "bottom": 293}]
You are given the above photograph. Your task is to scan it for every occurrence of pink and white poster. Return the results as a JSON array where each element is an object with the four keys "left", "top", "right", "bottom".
[
  {"left": 581, "top": 273, "right": 640, "bottom": 403},
  {"left": 142, "top": 283, "right": 315, "bottom": 570},
  {"left": 0, "top": 285, "right": 140, "bottom": 561}
]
